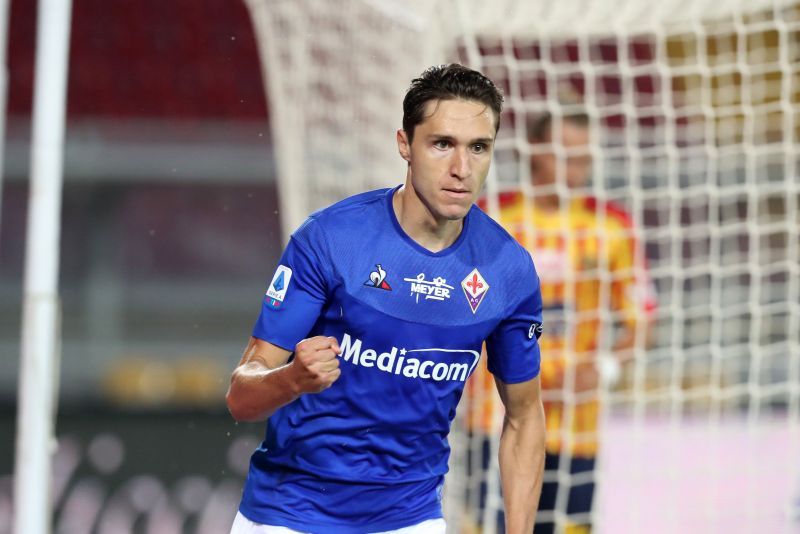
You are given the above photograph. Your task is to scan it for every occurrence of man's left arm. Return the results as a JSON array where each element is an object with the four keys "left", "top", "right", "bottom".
[{"left": 495, "top": 375, "right": 546, "bottom": 534}]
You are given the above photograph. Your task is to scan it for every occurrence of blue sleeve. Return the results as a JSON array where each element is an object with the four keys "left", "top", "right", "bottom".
[
  {"left": 252, "top": 219, "right": 332, "bottom": 351},
  {"left": 485, "top": 258, "right": 543, "bottom": 384}
]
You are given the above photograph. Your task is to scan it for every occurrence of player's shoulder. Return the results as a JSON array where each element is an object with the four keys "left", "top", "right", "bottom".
[
  {"left": 472, "top": 191, "right": 526, "bottom": 254},
  {"left": 582, "top": 196, "right": 634, "bottom": 229},
  {"left": 467, "top": 208, "right": 538, "bottom": 306},
  {"left": 309, "top": 187, "right": 391, "bottom": 223},
  {"left": 293, "top": 187, "right": 392, "bottom": 242},
  {"left": 468, "top": 204, "right": 535, "bottom": 274}
]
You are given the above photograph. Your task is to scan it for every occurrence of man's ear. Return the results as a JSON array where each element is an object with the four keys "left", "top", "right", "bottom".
[{"left": 397, "top": 129, "right": 411, "bottom": 163}]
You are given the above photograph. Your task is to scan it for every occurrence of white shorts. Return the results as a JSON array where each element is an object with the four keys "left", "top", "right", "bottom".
[{"left": 230, "top": 511, "right": 447, "bottom": 534}]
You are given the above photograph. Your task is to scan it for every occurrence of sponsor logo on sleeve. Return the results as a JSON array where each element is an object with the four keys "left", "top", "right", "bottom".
[
  {"left": 529, "top": 321, "right": 543, "bottom": 340},
  {"left": 265, "top": 265, "right": 292, "bottom": 308}
]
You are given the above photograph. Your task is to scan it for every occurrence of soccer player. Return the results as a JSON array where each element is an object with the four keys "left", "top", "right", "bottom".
[
  {"left": 470, "top": 109, "right": 656, "bottom": 533},
  {"left": 225, "top": 64, "right": 546, "bottom": 533}
]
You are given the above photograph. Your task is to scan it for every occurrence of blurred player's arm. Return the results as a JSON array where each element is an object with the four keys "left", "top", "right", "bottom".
[
  {"left": 612, "top": 272, "right": 656, "bottom": 354},
  {"left": 540, "top": 357, "right": 599, "bottom": 393},
  {"left": 612, "top": 314, "right": 653, "bottom": 354},
  {"left": 610, "top": 230, "right": 657, "bottom": 358},
  {"left": 226, "top": 335, "right": 341, "bottom": 422},
  {"left": 495, "top": 375, "right": 546, "bottom": 534}
]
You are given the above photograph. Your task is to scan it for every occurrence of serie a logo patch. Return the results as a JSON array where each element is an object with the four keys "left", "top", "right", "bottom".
[{"left": 265, "top": 265, "right": 292, "bottom": 308}]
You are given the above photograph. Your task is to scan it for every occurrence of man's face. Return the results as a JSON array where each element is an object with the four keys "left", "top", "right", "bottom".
[
  {"left": 397, "top": 99, "right": 496, "bottom": 221},
  {"left": 530, "top": 121, "right": 591, "bottom": 190}
]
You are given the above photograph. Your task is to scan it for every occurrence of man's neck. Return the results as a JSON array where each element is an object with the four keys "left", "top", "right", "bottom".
[{"left": 392, "top": 185, "right": 463, "bottom": 253}]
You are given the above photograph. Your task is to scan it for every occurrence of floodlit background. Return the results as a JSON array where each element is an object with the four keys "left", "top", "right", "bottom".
[{"left": 1, "top": 0, "right": 799, "bottom": 533}]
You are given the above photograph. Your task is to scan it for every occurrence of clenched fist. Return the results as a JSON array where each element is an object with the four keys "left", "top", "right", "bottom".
[{"left": 289, "top": 336, "right": 342, "bottom": 394}]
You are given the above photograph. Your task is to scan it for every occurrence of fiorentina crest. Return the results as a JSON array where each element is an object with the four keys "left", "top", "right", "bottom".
[{"left": 461, "top": 268, "right": 489, "bottom": 314}]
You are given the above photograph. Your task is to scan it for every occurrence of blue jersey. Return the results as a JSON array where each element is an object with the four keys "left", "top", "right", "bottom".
[{"left": 239, "top": 187, "right": 543, "bottom": 532}]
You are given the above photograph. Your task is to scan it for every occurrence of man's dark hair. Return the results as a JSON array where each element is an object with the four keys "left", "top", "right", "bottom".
[
  {"left": 527, "top": 111, "right": 590, "bottom": 143},
  {"left": 402, "top": 64, "right": 504, "bottom": 142}
]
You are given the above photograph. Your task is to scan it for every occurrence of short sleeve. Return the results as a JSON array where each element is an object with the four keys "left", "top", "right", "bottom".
[
  {"left": 485, "top": 260, "right": 543, "bottom": 384},
  {"left": 252, "top": 219, "right": 332, "bottom": 351}
]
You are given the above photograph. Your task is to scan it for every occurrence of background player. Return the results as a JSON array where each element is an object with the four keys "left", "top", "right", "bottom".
[
  {"left": 469, "top": 106, "right": 656, "bottom": 533},
  {"left": 225, "top": 64, "right": 546, "bottom": 533}
]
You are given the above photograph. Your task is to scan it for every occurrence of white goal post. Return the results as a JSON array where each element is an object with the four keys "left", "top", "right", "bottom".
[
  {"left": 244, "top": 0, "right": 800, "bottom": 531},
  {"left": 14, "top": 1, "right": 72, "bottom": 534}
]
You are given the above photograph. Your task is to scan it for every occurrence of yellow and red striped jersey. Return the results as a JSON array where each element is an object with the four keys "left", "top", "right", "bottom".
[{"left": 468, "top": 191, "right": 655, "bottom": 457}]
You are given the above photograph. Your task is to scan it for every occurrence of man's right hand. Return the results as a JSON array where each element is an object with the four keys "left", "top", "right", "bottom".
[{"left": 289, "top": 336, "right": 342, "bottom": 394}]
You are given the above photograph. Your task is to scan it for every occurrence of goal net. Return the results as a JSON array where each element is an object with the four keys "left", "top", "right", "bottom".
[{"left": 244, "top": 0, "right": 800, "bottom": 531}]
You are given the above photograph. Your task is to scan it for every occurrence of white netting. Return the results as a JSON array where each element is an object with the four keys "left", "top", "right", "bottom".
[
  {"left": 245, "top": 0, "right": 800, "bottom": 531},
  {"left": 244, "top": 0, "right": 443, "bottom": 239}
]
